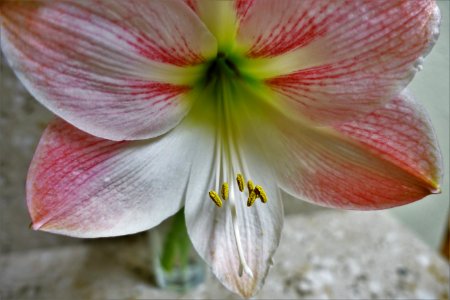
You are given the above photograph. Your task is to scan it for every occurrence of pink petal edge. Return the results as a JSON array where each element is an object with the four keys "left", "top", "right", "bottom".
[
  {"left": 263, "top": 92, "right": 442, "bottom": 210},
  {"left": 27, "top": 119, "right": 196, "bottom": 237}
]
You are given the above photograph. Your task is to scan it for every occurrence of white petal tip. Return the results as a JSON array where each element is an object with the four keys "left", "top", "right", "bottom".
[
  {"left": 30, "top": 220, "right": 44, "bottom": 231},
  {"left": 431, "top": 187, "right": 441, "bottom": 194}
]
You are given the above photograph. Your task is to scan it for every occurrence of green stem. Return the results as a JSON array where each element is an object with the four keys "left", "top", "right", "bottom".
[{"left": 160, "top": 209, "right": 191, "bottom": 272}]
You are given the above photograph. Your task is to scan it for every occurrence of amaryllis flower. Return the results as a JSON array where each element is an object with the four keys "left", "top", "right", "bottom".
[{"left": 0, "top": 0, "right": 443, "bottom": 297}]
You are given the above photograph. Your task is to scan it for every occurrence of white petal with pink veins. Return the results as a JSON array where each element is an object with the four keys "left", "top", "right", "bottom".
[
  {"left": 1, "top": 0, "right": 217, "bottom": 141},
  {"left": 236, "top": 0, "right": 440, "bottom": 125},
  {"left": 27, "top": 118, "right": 203, "bottom": 237},
  {"left": 257, "top": 92, "right": 442, "bottom": 209}
]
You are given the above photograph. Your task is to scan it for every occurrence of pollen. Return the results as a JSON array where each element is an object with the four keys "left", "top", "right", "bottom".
[
  {"left": 247, "top": 190, "right": 257, "bottom": 207},
  {"left": 221, "top": 182, "right": 229, "bottom": 200},
  {"left": 247, "top": 180, "right": 255, "bottom": 192},
  {"left": 236, "top": 173, "right": 245, "bottom": 192},
  {"left": 209, "top": 190, "right": 223, "bottom": 207},
  {"left": 254, "top": 185, "right": 268, "bottom": 203}
]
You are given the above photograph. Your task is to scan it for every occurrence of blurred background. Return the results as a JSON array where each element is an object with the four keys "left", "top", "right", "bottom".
[
  {"left": 387, "top": 0, "right": 449, "bottom": 252},
  {"left": 0, "top": 1, "right": 449, "bottom": 299}
]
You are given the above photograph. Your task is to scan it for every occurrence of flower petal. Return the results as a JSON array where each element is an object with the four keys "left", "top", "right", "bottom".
[
  {"left": 183, "top": 0, "right": 237, "bottom": 51},
  {"left": 27, "top": 118, "right": 199, "bottom": 237},
  {"left": 1, "top": 0, "right": 217, "bottom": 140},
  {"left": 237, "top": 0, "right": 440, "bottom": 125},
  {"left": 184, "top": 126, "right": 283, "bottom": 298},
  {"left": 335, "top": 91, "right": 443, "bottom": 191},
  {"left": 251, "top": 92, "right": 442, "bottom": 210}
]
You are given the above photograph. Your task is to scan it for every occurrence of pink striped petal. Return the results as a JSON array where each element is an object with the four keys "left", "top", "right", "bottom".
[
  {"left": 184, "top": 127, "right": 283, "bottom": 298},
  {"left": 335, "top": 91, "right": 442, "bottom": 191},
  {"left": 1, "top": 1, "right": 216, "bottom": 140},
  {"left": 263, "top": 92, "right": 442, "bottom": 210},
  {"left": 238, "top": 0, "right": 439, "bottom": 125},
  {"left": 27, "top": 119, "right": 198, "bottom": 237}
]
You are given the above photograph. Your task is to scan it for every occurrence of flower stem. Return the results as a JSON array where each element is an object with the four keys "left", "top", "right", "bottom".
[{"left": 160, "top": 209, "right": 191, "bottom": 272}]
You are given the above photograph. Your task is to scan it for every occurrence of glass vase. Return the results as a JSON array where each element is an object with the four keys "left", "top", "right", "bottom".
[{"left": 148, "top": 209, "right": 206, "bottom": 293}]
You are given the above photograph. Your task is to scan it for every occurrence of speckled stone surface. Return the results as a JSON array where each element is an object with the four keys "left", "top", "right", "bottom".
[
  {"left": 0, "top": 56, "right": 78, "bottom": 252},
  {"left": 0, "top": 212, "right": 448, "bottom": 300}
]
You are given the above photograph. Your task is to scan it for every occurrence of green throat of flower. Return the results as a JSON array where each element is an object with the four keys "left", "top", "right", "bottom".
[{"left": 205, "top": 51, "right": 241, "bottom": 84}]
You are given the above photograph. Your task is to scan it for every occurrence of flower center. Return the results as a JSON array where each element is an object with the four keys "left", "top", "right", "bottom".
[{"left": 204, "top": 51, "right": 241, "bottom": 85}]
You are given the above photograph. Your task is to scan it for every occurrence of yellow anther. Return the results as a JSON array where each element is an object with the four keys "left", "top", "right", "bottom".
[
  {"left": 247, "top": 180, "right": 255, "bottom": 192},
  {"left": 254, "top": 185, "right": 268, "bottom": 203},
  {"left": 236, "top": 173, "right": 245, "bottom": 192},
  {"left": 247, "top": 190, "right": 257, "bottom": 207},
  {"left": 209, "top": 190, "right": 222, "bottom": 207},
  {"left": 221, "top": 182, "right": 229, "bottom": 200}
]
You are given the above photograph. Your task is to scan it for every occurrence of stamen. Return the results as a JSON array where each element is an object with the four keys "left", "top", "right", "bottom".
[
  {"left": 209, "top": 190, "right": 222, "bottom": 207},
  {"left": 247, "top": 190, "right": 257, "bottom": 207},
  {"left": 236, "top": 173, "right": 245, "bottom": 192},
  {"left": 254, "top": 185, "right": 268, "bottom": 203},
  {"left": 247, "top": 180, "right": 255, "bottom": 192},
  {"left": 221, "top": 182, "right": 229, "bottom": 200}
]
